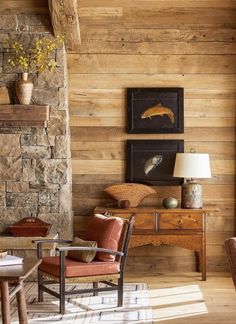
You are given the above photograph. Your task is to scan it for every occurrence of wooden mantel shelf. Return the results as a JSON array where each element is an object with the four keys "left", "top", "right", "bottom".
[{"left": 0, "top": 105, "right": 50, "bottom": 127}]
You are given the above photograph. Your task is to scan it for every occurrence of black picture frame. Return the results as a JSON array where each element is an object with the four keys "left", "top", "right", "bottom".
[
  {"left": 127, "top": 87, "right": 184, "bottom": 134},
  {"left": 126, "top": 140, "right": 184, "bottom": 186}
]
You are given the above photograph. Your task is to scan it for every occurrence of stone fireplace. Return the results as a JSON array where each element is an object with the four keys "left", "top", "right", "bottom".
[{"left": 0, "top": 14, "right": 73, "bottom": 239}]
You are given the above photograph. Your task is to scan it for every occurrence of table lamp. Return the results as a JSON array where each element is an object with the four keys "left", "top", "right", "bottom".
[{"left": 173, "top": 152, "right": 211, "bottom": 209}]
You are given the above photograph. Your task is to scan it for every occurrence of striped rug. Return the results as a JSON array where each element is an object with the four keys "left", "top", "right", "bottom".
[{"left": 9, "top": 282, "right": 153, "bottom": 323}]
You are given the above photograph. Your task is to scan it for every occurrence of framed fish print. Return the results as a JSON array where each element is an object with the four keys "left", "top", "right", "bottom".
[
  {"left": 126, "top": 139, "right": 184, "bottom": 186},
  {"left": 127, "top": 87, "right": 184, "bottom": 134}
]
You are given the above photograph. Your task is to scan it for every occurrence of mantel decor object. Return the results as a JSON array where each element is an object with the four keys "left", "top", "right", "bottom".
[
  {"left": 9, "top": 217, "right": 52, "bottom": 237},
  {"left": 173, "top": 151, "right": 211, "bottom": 209},
  {"left": 6, "top": 35, "right": 64, "bottom": 105},
  {"left": 16, "top": 72, "right": 33, "bottom": 104}
]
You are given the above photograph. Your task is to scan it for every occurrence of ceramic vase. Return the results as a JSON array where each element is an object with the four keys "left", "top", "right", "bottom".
[{"left": 16, "top": 72, "right": 33, "bottom": 105}]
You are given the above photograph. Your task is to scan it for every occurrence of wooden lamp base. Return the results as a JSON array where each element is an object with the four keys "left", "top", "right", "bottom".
[{"left": 181, "top": 180, "right": 202, "bottom": 209}]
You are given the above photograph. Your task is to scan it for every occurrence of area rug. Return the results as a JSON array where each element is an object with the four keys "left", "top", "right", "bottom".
[{"left": 8, "top": 282, "right": 153, "bottom": 324}]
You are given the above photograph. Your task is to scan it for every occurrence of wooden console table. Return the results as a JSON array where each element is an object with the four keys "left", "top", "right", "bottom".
[{"left": 95, "top": 207, "right": 217, "bottom": 281}]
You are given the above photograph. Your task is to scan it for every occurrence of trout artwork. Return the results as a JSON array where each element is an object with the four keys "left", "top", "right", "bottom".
[
  {"left": 144, "top": 155, "right": 163, "bottom": 175},
  {"left": 141, "top": 103, "right": 175, "bottom": 123},
  {"left": 126, "top": 139, "right": 184, "bottom": 185},
  {"left": 127, "top": 88, "right": 183, "bottom": 134}
]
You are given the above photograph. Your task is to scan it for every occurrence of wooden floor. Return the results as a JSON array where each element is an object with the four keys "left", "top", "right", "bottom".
[{"left": 126, "top": 271, "right": 236, "bottom": 324}]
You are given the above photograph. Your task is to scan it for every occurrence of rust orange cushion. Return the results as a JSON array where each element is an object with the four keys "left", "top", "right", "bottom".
[
  {"left": 84, "top": 214, "right": 123, "bottom": 262},
  {"left": 39, "top": 257, "right": 120, "bottom": 278}
]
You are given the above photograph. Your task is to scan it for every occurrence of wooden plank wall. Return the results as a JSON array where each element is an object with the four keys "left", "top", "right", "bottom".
[
  {"left": 69, "top": 0, "right": 236, "bottom": 272},
  {"left": 0, "top": 0, "right": 235, "bottom": 272}
]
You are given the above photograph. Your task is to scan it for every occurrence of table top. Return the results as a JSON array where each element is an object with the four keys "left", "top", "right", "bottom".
[
  {"left": 0, "top": 258, "right": 41, "bottom": 281},
  {"left": 95, "top": 206, "right": 220, "bottom": 213}
]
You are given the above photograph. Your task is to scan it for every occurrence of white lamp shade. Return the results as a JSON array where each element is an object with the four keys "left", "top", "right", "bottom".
[{"left": 173, "top": 153, "right": 211, "bottom": 179}]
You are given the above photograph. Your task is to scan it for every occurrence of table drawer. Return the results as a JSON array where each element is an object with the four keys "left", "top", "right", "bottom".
[
  {"left": 159, "top": 213, "right": 203, "bottom": 230},
  {"left": 133, "top": 213, "right": 155, "bottom": 230},
  {"left": 107, "top": 212, "right": 155, "bottom": 231}
]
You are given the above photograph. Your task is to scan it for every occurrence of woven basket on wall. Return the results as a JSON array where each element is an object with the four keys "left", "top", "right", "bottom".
[{"left": 104, "top": 183, "right": 156, "bottom": 207}]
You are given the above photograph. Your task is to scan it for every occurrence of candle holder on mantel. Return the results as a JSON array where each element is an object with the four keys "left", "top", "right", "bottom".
[{"left": 173, "top": 150, "right": 211, "bottom": 209}]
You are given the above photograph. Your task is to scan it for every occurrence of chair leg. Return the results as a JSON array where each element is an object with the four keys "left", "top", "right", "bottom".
[
  {"left": 38, "top": 272, "right": 44, "bottom": 302},
  {"left": 117, "top": 277, "right": 123, "bottom": 307},
  {"left": 93, "top": 282, "right": 98, "bottom": 296},
  {"left": 59, "top": 276, "right": 66, "bottom": 314}
]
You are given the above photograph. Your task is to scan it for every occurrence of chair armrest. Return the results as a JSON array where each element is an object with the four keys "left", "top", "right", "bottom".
[
  {"left": 56, "top": 246, "right": 124, "bottom": 257},
  {"left": 32, "top": 239, "right": 72, "bottom": 258},
  {"left": 32, "top": 239, "right": 72, "bottom": 244}
]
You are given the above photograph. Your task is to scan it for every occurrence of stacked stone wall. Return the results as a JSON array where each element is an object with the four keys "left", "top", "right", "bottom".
[{"left": 0, "top": 14, "right": 73, "bottom": 239}]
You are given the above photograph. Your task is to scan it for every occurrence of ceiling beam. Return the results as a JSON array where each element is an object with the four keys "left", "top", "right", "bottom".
[{"left": 48, "top": 0, "right": 81, "bottom": 51}]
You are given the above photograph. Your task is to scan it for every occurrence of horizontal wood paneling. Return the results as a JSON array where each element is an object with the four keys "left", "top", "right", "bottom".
[
  {"left": 77, "top": 1, "right": 236, "bottom": 9},
  {"left": 75, "top": 41, "right": 236, "bottom": 55},
  {"left": 69, "top": 98, "right": 235, "bottom": 116},
  {"left": 70, "top": 116, "right": 234, "bottom": 127},
  {"left": 71, "top": 127, "right": 234, "bottom": 142},
  {"left": 72, "top": 173, "right": 234, "bottom": 185},
  {"left": 72, "top": 159, "right": 235, "bottom": 176},
  {"left": 78, "top": 7, "right": 236, "bottom": 29},
  {"left": 69, "top": 0, "right": 236, "bottom": 272},
  {"left": 71, "top": 141, "right": 235, "bottom": 160},
  {"left": 74, "top": 25, "right": 236, "bottom": 54},
  {"left": 69, "top": 88, "right": 236, "bottom": 100},
  {"left": 68, "top": 54, "right": 236, "bottom": 74},
  {"left": 69, "top": 74, "right": 236, "bottom": 89},
  {"left": 71, "top": 183, "right": 234, "bottom": 200}
]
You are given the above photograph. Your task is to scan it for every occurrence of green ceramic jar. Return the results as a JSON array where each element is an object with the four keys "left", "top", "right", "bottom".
[{"left": 162, "top": 197, "right": 178, "bottom": 209}]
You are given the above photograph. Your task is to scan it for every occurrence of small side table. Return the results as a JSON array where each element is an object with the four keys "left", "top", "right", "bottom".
[{"left": 0, "top": 258, "right": 42, "bottom": 324}]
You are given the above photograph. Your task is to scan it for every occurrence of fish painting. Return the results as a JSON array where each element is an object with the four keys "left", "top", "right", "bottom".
[
  {"left": 141, "top": 103, "right": 175, "bottom": 123},
  {"left": 144, "top": 155, "right": 162, "bottom": 175}
]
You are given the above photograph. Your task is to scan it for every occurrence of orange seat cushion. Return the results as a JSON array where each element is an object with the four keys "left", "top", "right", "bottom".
[
  {"left": 84, "top": 214, "right": 124, "bottom": 262},
  {"left": 39, "top": 257, "right": 120, "bottom": 278}
]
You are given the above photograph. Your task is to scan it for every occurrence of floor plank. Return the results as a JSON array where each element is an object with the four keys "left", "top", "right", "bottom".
[{"left": 126, "top": 272, "right": 236, "bottom": 323}]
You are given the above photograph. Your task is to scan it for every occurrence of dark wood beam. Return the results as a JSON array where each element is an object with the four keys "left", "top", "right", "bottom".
[{"left": 48, "top": 0, "right": 81, "bottom": 51}]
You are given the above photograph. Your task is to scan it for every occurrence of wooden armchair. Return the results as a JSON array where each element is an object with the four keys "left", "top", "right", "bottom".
[
  {"left": 225, "top": 237, "right": 236, "bottom": 290},
  {"left": 33, "top": 214, "right": 135, "bottom": 314}
]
